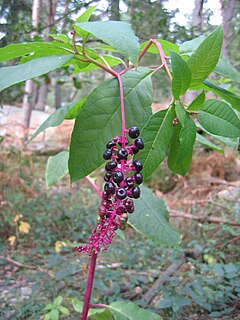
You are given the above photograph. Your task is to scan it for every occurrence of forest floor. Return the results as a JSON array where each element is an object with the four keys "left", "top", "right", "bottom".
[{"left": 0, "top": 137, "right": 240, "bottom": 320}]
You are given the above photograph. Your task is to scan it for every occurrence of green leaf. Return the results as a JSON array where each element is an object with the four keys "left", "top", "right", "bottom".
[
  {"left": 48, "top": 34, "right": 70, "bottom": 44},
  {"left": 215, "top": 57, "right": 240, "bottom": 83},
  {"left": 179, "top": 35, "right": 205, "bottom": 54},
  {"left": 71, "top": 298, "right": 104, "bottom": 315},
  {"left": 43, "top": 304, "right": 53, "bottom": 311},
  {"left": 187, "top": 91, "right": 205, "bottom": 110},
  {"left": 49, "top": 309, "right": 59, "bottom": 320},
  {"left": 45, "top": 151, "right": 69, "bottom": 188},
  {"left": 187, "top": 27, "right": 223, "bottom": 86},
  {"left": 129, "top": 186, "right": 180, "bottom": 247},
  {"left": 53, "top": 296, "right": 63, "bottom": 307},
  {"left": 136, "top": 105, "right": 175, "bottom": 179},
  {"left": 74, "top": 21, "right": 140, "bottom": 64},
  {"left": 196, "top": 133, "right": 224, "bottom": 153},
  {"left": 203, "top": 80, "right": 240, "bottom": 112},
  {"left": 196, "top": 99, "right": 240, "bottom": 138},
  {"left": 69, "top": 68, "right": 153, "bottom": 182},
  {"left": 89, "top": 309, "right": 113, "bottom": 320},
  {"left": 108, "top": 301, "right": 163, "bottom": 320},
  {"left": 167, "top": 114, "right": 196, "bottom": 176},
  {"left": 0, "top": 54, "right": 74, "bottom": 92},
  {"left": 76, "top": 6, "right": 97, "bottom": 22},
  {"left": 140, "top": 39, "right": 179, "bottom": 56},
  {"left": 72, "top": 299, "right": 83, "bottom": 312},
  {"left": 158, "top": 299, "right": 172, "bottom": 309},
  {"left": 175, "top": 103, "right": 187, "bottom": 127},
  {"left": 0, "top": 42, "right": 72, "bottom": 63},
  {"left": 44, "top": 314, "right": 51, "bottom": 320},
  {"left": 29, "top": 99, "right": 83, "bottom": 143},
  {"left": 65, "top": 97, "right": 86, "bottom": 119},
  {"left": 59, "top": 306, "right": 70, "bottom": 316},
  {"left": 170, "top": 51, "right": 191, "bottom": 99}
]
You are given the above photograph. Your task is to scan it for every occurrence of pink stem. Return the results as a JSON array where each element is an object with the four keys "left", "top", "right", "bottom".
[
  {"left": 116, "top": 74, "right": 126, "bottom": 148},
  {"left": 80, "top": 253, "right": 98, "bottom": 320},
  {"left": 85, "top": 177, "right": 102, "bottom": 198}
]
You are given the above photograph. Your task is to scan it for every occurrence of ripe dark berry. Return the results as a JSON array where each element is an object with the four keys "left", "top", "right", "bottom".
[
  {"left": 116, "top": 188, "right": 127, "bottom": 200},
  {"left": 116, "top": 206, "right": 126, "bottom": 215},
  {"left": 132, "top": 147, "right": 139, "bottom": 154},
  {"left": 133, "top": 160, "right": 143, "bottom": 172},
  {"left": 129, "top": 126, "right": 140, "bottom": 139},
  {"left": 117, "top": 148, "right": 128, "bottom": 160},
  {"left": 105, "top": 161, "right": 118, "bottom": 171},
  {"left": 104, "top": 172, "right": 112, "bottom": 182},
  {"left": 112, "top": 171, "right": 124, "bottom": 183},
  {"left": 106, "top": 141, "right": 116, "bottom": 149},
  {"left": 125, "top": 177, "right": 134, "bottom": 188},
  {"left": 104, "top": 182, "right": 115, "bottom": 195},
  {"left": 99, "top": 205, "right": 106, "bottom": 217},
  {"left": 132, "top": 186, "right": 141, "bottom": 199},
  {"left": 103, "top": 149, "right": 112, "bottom": 160},
  {"left": 134, "top": 172, "right": 143, "bottom": 184},
  {"left": 134, "top": 138, "right": 144, "bottom": 150},
  {"left": 126, "top": 205, "right": 134, "bottom": 213}
]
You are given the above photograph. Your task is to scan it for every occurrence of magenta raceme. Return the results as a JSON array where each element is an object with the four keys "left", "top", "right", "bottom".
[{"left": 77, "top": 126, "right": 144, "bottom": 256}]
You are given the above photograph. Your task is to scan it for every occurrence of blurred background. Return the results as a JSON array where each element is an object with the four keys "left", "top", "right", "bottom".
[{"left": 0, "top": 1, "right": 240, "bottom": 319}]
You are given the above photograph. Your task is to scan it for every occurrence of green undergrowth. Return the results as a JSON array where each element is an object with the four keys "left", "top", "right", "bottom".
[{"left": 0, "top": 152, "right": 239, "bottom": 319}]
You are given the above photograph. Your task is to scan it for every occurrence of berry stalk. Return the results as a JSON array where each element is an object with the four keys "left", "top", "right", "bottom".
[{"left": 80, "top": 253, "right": 97, "bottom": 320}]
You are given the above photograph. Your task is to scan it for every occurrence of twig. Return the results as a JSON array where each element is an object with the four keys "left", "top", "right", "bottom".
[
  {"left": 170, "top": 210, "right": 240, "bottom": 226},
  {"left": 141, "top": 249, "right": 201, "bottom": 305},
  {"left": 0, "top": 255, "right": 54, "bottom": 278}
]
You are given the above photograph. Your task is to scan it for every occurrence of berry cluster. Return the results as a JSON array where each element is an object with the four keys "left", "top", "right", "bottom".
[{"left": 77, "top": 126, "right": 144, "bottom": 256}]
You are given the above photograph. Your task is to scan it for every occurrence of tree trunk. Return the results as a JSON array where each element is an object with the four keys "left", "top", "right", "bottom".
[
  {"left": 35, "top": 81, "right": 48, "bottom": 111},
  {"left": 22, "top": 0, "right": 41, "bottom": 129},
  {"left": 192, "top": 0, "right": 204, "bottom": 36},
  {"left": 110, "top": 0, "right": 120, "bottom": 21},
  {"left": 220, "top": 0, "right": 237, "bottom": 58},
  {"left": 55, "top": 83, "right": 62, "bottom": 109}
]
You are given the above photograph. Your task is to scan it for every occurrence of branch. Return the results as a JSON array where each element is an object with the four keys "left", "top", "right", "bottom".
[
  {"left": 170, "top": 210, "right": 240, "bottom": 227},
  {"left": 0, "top": 255, "right": 54, "bottom": 278},
  {"left": 141, "top": 249, "right": 201, "bottom": 305}
]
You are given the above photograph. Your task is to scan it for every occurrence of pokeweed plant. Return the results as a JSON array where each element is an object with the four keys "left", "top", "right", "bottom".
[{"left": 1, "top": 6, "right": 240, "bottom": 320}]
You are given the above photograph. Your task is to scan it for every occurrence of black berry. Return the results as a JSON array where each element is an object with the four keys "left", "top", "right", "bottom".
[
  {"left": 99, "top": 205, "right": 106, "bottom": 217},
  {"left": 104, "top": 182, "right": 115, "bottom": 195},
  {"left": 103, "top": 149, "right": 112, "bottom": 160},
  {"left": 116, "top": 188, "right": 127, "bottom": 200},
  {"left": 134, "top": 172, "right": 143, "bottom": 184},
  {"left": 116, "top": 206, "right": 126, "bottom": 215},
  {"left": 129, "top": 126, "right": 140, "bottom": 139},
  {"left": 117, "top": 148, "right": 128, "bottom": 160},
  {"left": 132, "top": 186, "right": 141, "bottom": 199},
  {"left": 133, "top": 160, "right": 143, "bottom": 172},
  {"left": 125, "top": 177, "right": 134, "bottom": 188},
  {"left": 104, "top": 172, "right": 112, "bottom": 182},
  {"left": 132, "top": 147, "right": 139, "bottom": 154},
  {"left": 134, "top": 138, "right": 144, "bottom": 150},
  {"left": 106, "top": 141, "right": 116, "bottom": 149},
  {"left": 112, "top": 171, "right": 124, "bottom": 183},
  {"left": 105, "top": 161, "right": 118, "bottom": 171}
]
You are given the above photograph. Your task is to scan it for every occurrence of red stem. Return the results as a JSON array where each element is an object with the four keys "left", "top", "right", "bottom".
[
  {"left": 80, "top": 253, "right": 98, "bottom": 320},
  {"left": 85, "top": 177, "right": 102, "bottom": 197}
]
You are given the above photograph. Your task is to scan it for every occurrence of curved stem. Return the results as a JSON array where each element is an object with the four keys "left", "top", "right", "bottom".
[
  {"left": 81, "top": 253, "right": 98, "bottom": 320},
  {"left": 85, "top": 176, "right": 102, "bottom": 197},
  {"left": 116, "top": 74, "right": 126, "bottom": 148}
]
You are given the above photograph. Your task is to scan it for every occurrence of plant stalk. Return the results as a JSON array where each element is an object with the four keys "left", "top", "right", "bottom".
[{"left": 81, "top": 253, "right": 98, "bottom": 320}]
